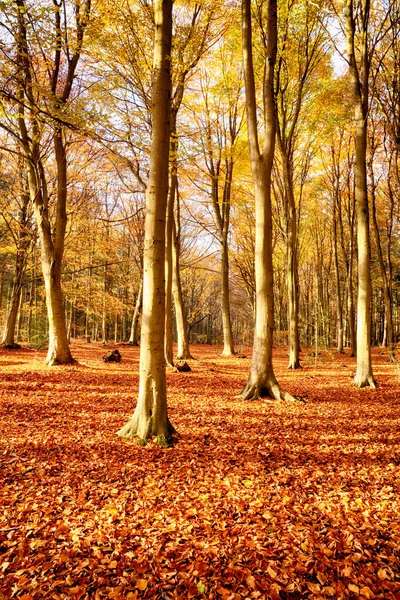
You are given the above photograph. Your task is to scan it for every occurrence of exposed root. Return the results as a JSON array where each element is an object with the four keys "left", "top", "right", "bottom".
[
  {"left": 288, "top": 361, "right": 302, "bottom": 370},
  {"left": 46, "top": 356, "right": 77, "bottom": 366},
  {"left": 117, "top": 414, "right": 175, "bottom": 441},
  {"left": 353, "top": 375, "right": 377, "bottom": 389},
  {"left": 240, "top": 380, "right": 305, "bottom": 402}
]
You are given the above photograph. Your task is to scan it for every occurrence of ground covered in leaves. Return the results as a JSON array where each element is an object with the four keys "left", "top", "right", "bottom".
[{"left": 0, "top": 342, "right": 399, "bottom": 600}]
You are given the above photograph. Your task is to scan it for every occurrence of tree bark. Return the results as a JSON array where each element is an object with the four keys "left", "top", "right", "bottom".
[
  {"left": 129, "top": 277, "right": 143, "bottom": 345},
  {"left": 2, "top": 178, "right": 31, "bottom": 347},
  {"left": 285, "top": 165, "right": 301, "bottom": 368},
  {"left": 118, "top": 0, "right": 174, "bottom": 440},
  {"left": 241, "top": 0, "right": 295, "bottom": 401},
  {"left": 172, "top": 216, "right": 193, "bottom": 359},
  {"left": 164, "top": 154, "right": 176, "bottom": 367},
  {"left": 221, "top": 237, "right": 235, "bottom": 355},
  {"left": 346, "top": 0, "right": 376, "bottom": 387},
  {"left": 370, "top": 153, "right": 395, "bottom": 362},
  {"left": 13, "top": 0, "right": 90, "bottom": 365},
  {"left": 332, "top": 174, "right": 344, "bottom": 353}
]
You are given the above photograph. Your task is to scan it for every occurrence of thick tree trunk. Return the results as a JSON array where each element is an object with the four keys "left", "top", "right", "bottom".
[
  {"left": 118, "top": 0, "right": 174, "bottom": 440},
  {"left": 41, "top": 258, "right": 73, "bottom": 364},
  {"left": 129, "top": 277, "right": 143, "bottom": 345},
  {"left": 14, "top": 0, "right": 90, "bottom": 365},
  {"left": 241, "top": 0, "right": 295, "bottom": 401},
  {"left": 27, "top": 135, "right": 74, "bottom": 366}
]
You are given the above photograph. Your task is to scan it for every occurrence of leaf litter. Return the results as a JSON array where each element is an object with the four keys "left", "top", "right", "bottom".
[{"left": 0, "top": 342, "right": 399, "bottom": 599}]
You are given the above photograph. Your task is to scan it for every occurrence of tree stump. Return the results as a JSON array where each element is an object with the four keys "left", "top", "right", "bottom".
[
  {"left": 103, "top": 349, "right": 122, "bottom": 363},
  {"left": 175, "top": 360, "right": 191, "bottom": 372}
]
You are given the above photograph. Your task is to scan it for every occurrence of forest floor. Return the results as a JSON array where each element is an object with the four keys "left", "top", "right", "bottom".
[{"left": 0, "top": 341, "right": 399, "bottom": 600}]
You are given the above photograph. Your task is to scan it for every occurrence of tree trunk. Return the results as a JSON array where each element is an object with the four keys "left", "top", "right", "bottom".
[
  {"left": 172, "top": 217, "right": 192, "bottom": 359},
  {"left": 2, "top": 281, "right": 23, "bottom": 347},
  {"left": 2, "top": 171, "right": 32, "bottom": 347},
  {"left": 14, "top": 0, "right": 89, "bottom": 365},
  {"left": 164, "top": 163, "right": 176, "bottom": 367},
  {"left": 241, "top": 0, "right": 295, "bottom": 401},
  {"left": 221, "top": 239, "right": 235, "bottom": 355},
  {"left": 370, "top": 157, "right": 395, "bottom": 362},
  {"left": 129, "top": 277, "right": 143, "bottom": 345},
  {"left": 346, "top": 0, "right": 375, "bottom": 387},
  {"left": 28, "top": 130, "right": 74, "bottom": 366},
  {"left": 333, "top": 191, "right": 344, "bottom": 353},
  {"left": 347, "top": 252, "right": 356, "bottom": 356},
  {"left": 281, "top": 158, "right": 301, "bottom": 369},
  {"left": 118, "top": 0, "right": 174, "bottom": 440}
]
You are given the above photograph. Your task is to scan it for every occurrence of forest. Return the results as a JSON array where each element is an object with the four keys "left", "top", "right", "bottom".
[{"left": 0, "top": 0, "right": 400, "bottom": 598}]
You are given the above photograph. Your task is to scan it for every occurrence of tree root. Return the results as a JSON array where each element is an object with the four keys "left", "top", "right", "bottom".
[
  {"left": 46, "top": 356, "right": 77, "bottom": 366},
  {"left": 117, "top": 414, "right": 175, "bottom": 441},
  {"left": 353, "top": 375, "right": 377, "bottom": 389},
  {"left": 176, "top": 352, "right": 195, "bottom": 360},
  {"left": 288, "top": 361, "right": 302, "bottom": 370},
  {"left": 240, "top": 380, "right": 305, "bottom": 403}
]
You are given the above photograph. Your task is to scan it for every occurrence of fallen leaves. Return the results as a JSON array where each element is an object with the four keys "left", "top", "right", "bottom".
[{"left": 0, "top": 342, "right": 399, "bottom": 599}]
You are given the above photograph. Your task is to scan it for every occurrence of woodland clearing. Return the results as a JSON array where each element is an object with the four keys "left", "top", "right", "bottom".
[{"left": 0, "top": 342, "right": 399, "bottom": 600}]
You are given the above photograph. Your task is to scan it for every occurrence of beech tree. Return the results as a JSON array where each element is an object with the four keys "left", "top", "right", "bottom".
[
  {"left": 275, "top": 0, "right": 327, "bottom": 369},
  {"left": 164, "top": 2, "right": 219, "bottom": 366},
  {"left": 118, "top": 0, "right": 174, "bottom": 440},
  {"left": 194, "top": 63, "right": 243, "bottom": 356},
  {"left": 241, "top": 0, "right": 295, "bottom": 400},
  {"left": 0, "top": 154, "right": 33, "bottom": 347},
  {"left": 345, "top": 0, "right": 376, "bottom": 387},
  {"left": 0, "top": 0, "right": 91, "bottom": 364}
]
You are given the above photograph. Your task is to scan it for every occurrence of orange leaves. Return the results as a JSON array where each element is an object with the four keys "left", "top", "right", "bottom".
[
  {"left": 135, "top": 579, "right": 148, "bottom": 590},
  {"left": 1, "top": 343, "right": 400, "bottom": 598}
]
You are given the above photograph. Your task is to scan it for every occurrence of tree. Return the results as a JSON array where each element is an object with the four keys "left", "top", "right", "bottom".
[
  {"left": 197, "top": 62, "right": 243, "bottom": 356},
  {"left": 118, "top": 0, "right": 174, "bottom": 440},
  {"left": 0, "top": 0, "right": 91, "bottom": 364},
  {"left": 274, "top": 0, "right": 327, "bottom": 368},
  {"left": 0, "top": 153, "right": 34, "bottom": 347},
  {"left": 345, "top": 0, "right": 376, "bottom": 387},
  {"left": 241, "top": 0, "right": 294, "bottom": 400}
]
